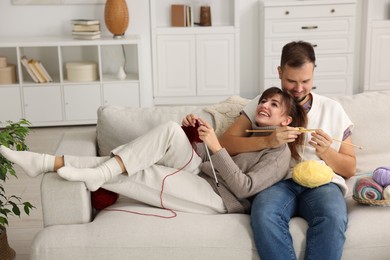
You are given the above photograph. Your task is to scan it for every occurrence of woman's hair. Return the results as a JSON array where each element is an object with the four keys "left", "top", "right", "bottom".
[
  {"left": 258, "top": 87, "right": 307, "bottom": 160},
  {"left": 280, "top": 41, "right": 316, "bottom": 70}
]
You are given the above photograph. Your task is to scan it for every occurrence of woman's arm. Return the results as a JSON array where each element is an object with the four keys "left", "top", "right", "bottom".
[{"left": 202, "top": 145, "right": 290, "bottom": 199}]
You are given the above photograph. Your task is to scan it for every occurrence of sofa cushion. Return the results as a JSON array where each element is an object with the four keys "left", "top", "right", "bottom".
[
  {"left": 204, "top": 95, "right": 251, "bottom": 136},
  {"left": 96, "top": 105, "right": 213, "bottom": 156},
  {"left": 332, "top": 90, "right": 390, "bottom": 175}
]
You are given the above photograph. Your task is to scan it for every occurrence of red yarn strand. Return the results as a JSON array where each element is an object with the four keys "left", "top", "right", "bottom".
[{"left": 103, "top": 148, "right": 195, "bottom": 219}]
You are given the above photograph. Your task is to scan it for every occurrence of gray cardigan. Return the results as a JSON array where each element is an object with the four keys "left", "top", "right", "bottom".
[{"left": 197, "top": 143, "right": 291, "bottom": 213}]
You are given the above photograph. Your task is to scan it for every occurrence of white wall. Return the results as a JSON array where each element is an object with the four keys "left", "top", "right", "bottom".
[{"left": 0, "top": 0, "right": 370, "bottom": 104}]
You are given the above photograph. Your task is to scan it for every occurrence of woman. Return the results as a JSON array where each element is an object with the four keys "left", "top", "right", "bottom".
[{"left": 0, "top": 87, "right": 306, "bottom": 214}]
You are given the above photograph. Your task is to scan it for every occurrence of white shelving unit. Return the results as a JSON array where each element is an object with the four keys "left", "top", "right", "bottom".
[
  {"left": 259, "top": 0, "right": 356, "bottom": 97},
  {"left": 0, "top": 35, "right": 142, "bottom": 127},
  {"left": 150, "top": 0, "right": 240, "bottom": 105},
  {"left": 361, "top": 0, "right": 390, "bottom": 92}
]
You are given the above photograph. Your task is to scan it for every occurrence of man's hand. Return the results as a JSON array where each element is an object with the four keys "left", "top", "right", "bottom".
[{"left": 309, "top": 129, "right": 332, "bottom": 157}]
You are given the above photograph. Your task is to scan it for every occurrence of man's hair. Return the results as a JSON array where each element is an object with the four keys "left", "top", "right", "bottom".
[{"left": 280, "top": 41, "right": 316, "bottom": 69}]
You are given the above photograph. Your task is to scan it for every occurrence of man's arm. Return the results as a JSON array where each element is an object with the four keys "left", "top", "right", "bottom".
[
  {"left": 310, "top": 130, "right": 356, "bottom": 178},
  {"left": 218, "top": 114, "right": 300, "bottom": 156}
]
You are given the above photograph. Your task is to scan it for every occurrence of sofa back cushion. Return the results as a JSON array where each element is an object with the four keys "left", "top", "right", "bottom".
[
  {"left": 96, "top": 105, "right": 212, "bottom": 156},
  {"left": 332, "top": 90, "right": 390, "bottom": 174}
]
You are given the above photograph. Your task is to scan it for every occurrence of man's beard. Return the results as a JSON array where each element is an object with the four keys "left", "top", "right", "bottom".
[{"left": 295, "top": 95, "right": 308, "bottom": 103}]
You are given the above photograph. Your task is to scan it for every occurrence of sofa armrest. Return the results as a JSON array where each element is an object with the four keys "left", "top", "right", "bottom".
[{"left": 41, "top": 129, "right": 97, "bottom": 227}]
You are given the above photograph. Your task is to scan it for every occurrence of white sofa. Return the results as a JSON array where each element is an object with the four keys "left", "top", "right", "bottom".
[{"left": 31, "top": 91, "right": 390, "bottom": 260}]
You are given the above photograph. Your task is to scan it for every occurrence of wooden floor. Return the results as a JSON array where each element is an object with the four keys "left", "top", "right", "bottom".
[{"left": 3, "top": 125, "right": 95, "bottom": 260}]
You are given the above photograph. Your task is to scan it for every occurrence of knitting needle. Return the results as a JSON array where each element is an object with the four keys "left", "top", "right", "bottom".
[
  {"left": 331, "top": 138, "right": 363, "bottom": 150},
  {"left": 204, "top": 143, "right": 219, "bottom": 187},
  {"left": 245, "top": 127, "right": 317, "bottom": 133},
  {"left": 246, "top": 128, "right": 363, "bottom": 149}
]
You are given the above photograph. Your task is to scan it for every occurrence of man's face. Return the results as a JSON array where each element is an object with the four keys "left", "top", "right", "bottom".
[{"left": 278, "top": 62, "right": 315, "bottom": 104}]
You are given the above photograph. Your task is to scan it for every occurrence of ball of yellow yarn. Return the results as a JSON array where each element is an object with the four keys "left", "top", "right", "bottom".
[{"left": 292, "top": 160, "right": 334, "bottom": 188}]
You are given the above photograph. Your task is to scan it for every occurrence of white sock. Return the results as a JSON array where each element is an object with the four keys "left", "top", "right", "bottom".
[
  {"left": 64, "top": 155, "right": 110, "bottom": 168},
  {"left": 0, "top": 145, "right": 55, "bottom": 177},
  {"left": 57, "top": 157, "right": 123, "bottom": 191}
]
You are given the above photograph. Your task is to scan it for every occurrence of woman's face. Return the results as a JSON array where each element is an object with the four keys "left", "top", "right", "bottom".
[{"left": 255, "top": 93, "right": 292, "bottom": 127}]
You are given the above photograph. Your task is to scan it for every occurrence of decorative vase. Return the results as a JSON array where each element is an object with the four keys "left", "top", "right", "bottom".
[
  {"left": 117, "top": 66, "right": 126, "bottom": 80},
  {"left": 0, "top": 226, "right": 16, "bottom": 260},
  {"left": 104, "top": 0, "right": 129, "bottom": 39}
]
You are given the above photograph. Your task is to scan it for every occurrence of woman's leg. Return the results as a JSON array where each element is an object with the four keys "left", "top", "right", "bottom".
[
  {"left": 58, "top": 121, "right": 201, "bottom": 191},
  {"left": 103, "top": 164, "right": 226, "bottom": 214},
  {"left": 112, "top": 121, "right": 202, "bottom": 176},
  {"left": 0, "top": 145, "right": 112, "bottom": 177},
  {"left": 251, "top": 179, "right": 300, "bottom": 260},
  {"left": 0, "top": 145, "right": 56, "bottom": 177},
  {"left": 299, "top": 183, "right": 347, "bottom": 260}
]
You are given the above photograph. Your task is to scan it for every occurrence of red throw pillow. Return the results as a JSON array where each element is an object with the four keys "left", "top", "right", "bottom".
[{"left": 91, "top": 188, "right": 119, "bottom": 210}]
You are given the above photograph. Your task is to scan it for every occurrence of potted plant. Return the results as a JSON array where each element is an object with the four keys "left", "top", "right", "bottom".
[{"left": 0, "top": 119, "right": 35, "bottom": 259}]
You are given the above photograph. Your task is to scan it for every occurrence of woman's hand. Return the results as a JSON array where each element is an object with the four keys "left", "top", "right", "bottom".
[
  {"left": 182, "top": 114, "right": 199, "bottom": 127},
  {"left": 309, "top": 129, "right": 332, "bottom": 157},
  {"left": 197, "top": 118, "right": 222, "bottom": 154},
  {"left": 270, "top": 126, "right": 301, "bottom": 148}
]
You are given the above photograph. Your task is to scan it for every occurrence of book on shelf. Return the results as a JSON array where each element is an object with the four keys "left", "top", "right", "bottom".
[
  {"left": 27, "top": 59, "right": 45, "bottom": 83},
  {"left": 71, "top": 19, "right": 100, "bottom": 25},
  {"left": 72, "top": 34, "right": 101, "bottom": 40},
  {"left": 72, "top": 31, "right": 101, "bottom": 36},
  {"left": 20, "top": 56, "right": 53, "bottom": 83},
  {"left": 73, "top": 24, "right": 100, "bottom": 32},
  {"left": 35, "top": 60, "right": 53, "bottom": 82},
  {"left": 171, "top": 4, "right": 193, "bottom": 27},
  {"left": 20, "top": 56, "right": 39, "bottom": 83}
]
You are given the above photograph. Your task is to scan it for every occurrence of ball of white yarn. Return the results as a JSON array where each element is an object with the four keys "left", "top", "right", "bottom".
[{"left": 384, "top": 185, "right": 390, "bottom": 200}]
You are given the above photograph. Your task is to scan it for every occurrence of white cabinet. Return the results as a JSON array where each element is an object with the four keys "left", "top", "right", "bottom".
[
  {"left": 23, "top": 85, "right": 62, "bottom": 123},
  {"left": 156, "top": 35, "right": 196, "bottom": 97},
  {"left": 0, "top": 87, "right": 22, "bottom": 122},
  {"left": 103, "top": 82, "right": 140, "bottom": 107},
  {"left": 150, "top": 0, "right": 240, "bottom": 105},
  {"left": 0, "top": 36, "right": 142, "bottom": 127},
  {"left": 361, "top": 0, "right": 390, "bottom": 92},
  {"left": 63, "top": 84, "right": 101, "bottom": 121},
  {"left": 259, "top": 0, "right": 356, "bottom": 96}
]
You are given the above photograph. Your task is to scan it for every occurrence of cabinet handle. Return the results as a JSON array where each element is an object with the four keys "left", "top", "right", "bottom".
[
  {"left": 313, "top": 86, "right": 317, "bottom": 90},
  {"left": 285, "top": 11, "right": 290, "bottom": 15},
  {"left": 331, "top": 9, "right": 335, "bottom": 13},
  {"left": 311, "top": 44, "right": 318, "bottom": 48},
  {"left": 301, "top": 26, "right": 318, "bottom": 30}
]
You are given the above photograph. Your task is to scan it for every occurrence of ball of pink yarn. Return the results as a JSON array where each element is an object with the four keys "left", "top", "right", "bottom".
[{"left": 372, "top": 167, "right": 390, "bottom": 187}]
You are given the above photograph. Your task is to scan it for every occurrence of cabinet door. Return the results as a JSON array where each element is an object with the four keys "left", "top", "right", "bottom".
[
  {"left": 196, "top": 34, "right": 235, "bottom": 96},
  {"left": 64, "top": 84, "right": 101, "bottom": 121},
  {"left": 0, "top": 87, "right": 22, "bottom": 123},
  {"left": 368, "top": 27, "right": 390, "bottom": 91},
  {"left": 103, "top": 82, "right": 140, "bottom": 107},
  {"left": 23, "top": 85, "right": 62, "bottom": 123},
  {"left": 156, "top": 35, "right": 196, "bottom": 97}
]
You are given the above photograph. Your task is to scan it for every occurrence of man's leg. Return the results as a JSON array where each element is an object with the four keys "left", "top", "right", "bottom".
[
  {"left": 251, "top": 179, "right": 299, "bottom": 260},
  {"left": 299, "top": 183, "right": 347, "bottom": 260}
]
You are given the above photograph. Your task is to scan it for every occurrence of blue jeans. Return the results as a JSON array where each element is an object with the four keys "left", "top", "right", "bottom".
[{"left": 251, "top": 179, "right": 347, "bottom": 260}]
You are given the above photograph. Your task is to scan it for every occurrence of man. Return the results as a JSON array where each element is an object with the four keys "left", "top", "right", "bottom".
[{"left": 219, "top": 41, "right": 356, "bottom": 260}]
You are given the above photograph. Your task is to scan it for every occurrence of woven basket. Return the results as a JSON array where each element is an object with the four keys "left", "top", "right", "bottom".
[
  {"left": 104, "top": 0, "right": 129, "bottom": 38},
  {"left": 0, "top": 226, "right": 16, "bottom": 260},
  {"left": 353, "top": 195, "right": 390, "bottom": 207}
]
